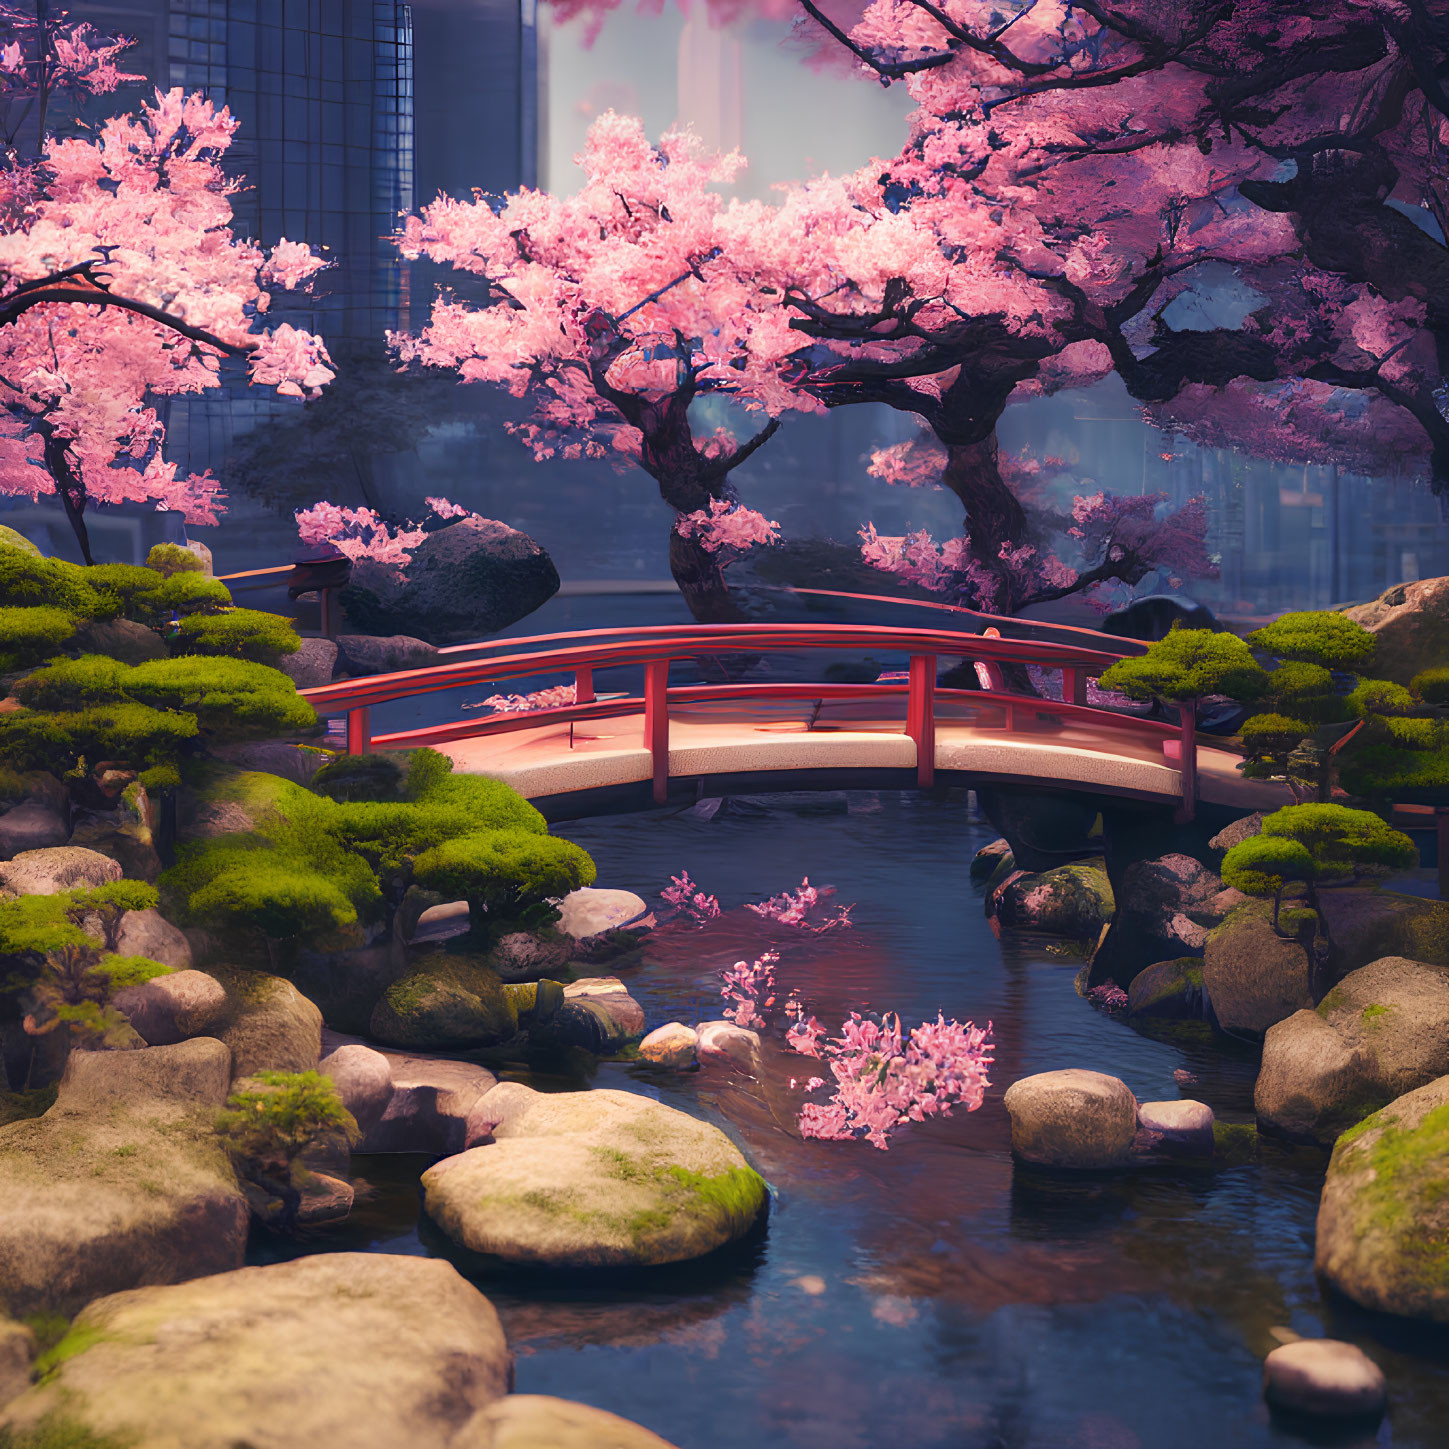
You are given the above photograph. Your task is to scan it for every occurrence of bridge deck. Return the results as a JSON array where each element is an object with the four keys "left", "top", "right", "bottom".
[{"left": 440, "top": 696, "right": 1288, "bottom": 812}]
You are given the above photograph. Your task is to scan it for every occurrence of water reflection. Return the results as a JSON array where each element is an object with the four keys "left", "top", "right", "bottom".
[{"left": 248, "top": 792, "right": 1449, "bottom": 1448}]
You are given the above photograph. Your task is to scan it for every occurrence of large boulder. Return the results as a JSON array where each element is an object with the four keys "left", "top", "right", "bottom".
[
  {"left": 71, "top": 615, "right": 168, "bottom": 664},
  {"left": 335, "top": 633, "right": 441, "bottom": 676},
  {"left": 1257, "top": 957, "right": 1449, "bottom": 1143},
  {"left": 0, "top": 1319, "right": 32, "bottom": 1409},
  {"left": 1317, "top": 889, "right": 1449, "bottom": 979},
  {"left": 212, "top": 971, "right": 323, "bottom": 1077},
  {"left": 361, "top": 1053, "right": 498, "bottom": 1155},
  {"left": 276, "top": 635, "right": 338, "bottom": 688},
  {"left": 112, "top": 968, "right": 227, "bottom": 1046},
  {"left": 1089, "top": 854, "right": 1241, "bottom": 987},
  {"left": 454, "top": 1396, "right": 682, "bottom": 1449},
  {"left": 0, "top": 845, "right": 120, "bottom": 895},
  {"left": 206, "top": 741, "right": 330, "bottom": 787},
  {"left": 989, "top": 858, "right": 1114, "bottom": 940},
  {"left": 555, "top": 886, "right": 653, "bottom": 962},
  {"left": 0, "top": 1039, "right": 247, "bottom": 1316},
  {"left": 1002, "top": 1069, "right": 1138, "bottom": 1169},
  {"left": 531, "top": 977, "right": 645, "bottom": 1055},
  {"left": 1201, "top": 902, "right": 1315, "bottom": 1038},
  {"left": 0, "top": 1254, "right": 513, "bottom": 1449},
  {"left": 422, "top": 1084, "right": 768, "bottom": 1268},
  {"left": 318, "top": 1043, "right": 395, "bottom": 1139},
  {"left": 1340, "top": 575, "right": 1449, "bottom": 685},
  {"left": 370, "top": 955, "right": 518, "bottom": 1050},
  {"left": 1126, "top": 957, "right": 1205, "bottom": 1019},
  {"left": 340, "top": 516, "right": 560, "bottom": 645},
  {"left": 112, "top": 907, "right": 193, "bottom": 969},
  {"left": 484, "top": 929, "right": 573, "bottom": 983},
  {"left": 1315, "top": 1075, "right": 1449, "bottom": 1322},
  {"left": 0, "top": 800, "right": 68, "bottom": 858}
]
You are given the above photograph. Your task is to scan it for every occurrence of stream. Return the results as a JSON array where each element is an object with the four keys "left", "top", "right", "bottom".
[{"left": 250, "top": 789, "right": 1449, "bottom": 1449}]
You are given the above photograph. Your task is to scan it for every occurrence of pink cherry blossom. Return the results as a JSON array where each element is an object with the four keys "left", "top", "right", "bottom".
[{"left": 660, "top": 871, "right": 721, "bottom": 924}]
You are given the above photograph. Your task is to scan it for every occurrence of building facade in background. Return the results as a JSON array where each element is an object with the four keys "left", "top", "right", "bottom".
[{"left": 63, "top": 0, "right": 540, "bottom": 470}]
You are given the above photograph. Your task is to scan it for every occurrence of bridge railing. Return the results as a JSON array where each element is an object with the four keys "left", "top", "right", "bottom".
[{"left": 298, "top": 622, "right": 1201, "bottom": 818}]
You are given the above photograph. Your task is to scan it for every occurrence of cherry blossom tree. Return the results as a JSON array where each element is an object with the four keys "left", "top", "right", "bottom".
[
  {"left": 390, "top": 112, "right": 830, "bottom": 622},
  {"left": 0, "top": 6, "right": 333, "bottom": 563}
]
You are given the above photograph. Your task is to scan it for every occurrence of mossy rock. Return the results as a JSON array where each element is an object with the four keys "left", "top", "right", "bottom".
[
  {"left": 71, "top": 617, "right": 168, "bottom": 666},
  {"left": 422, "top": 1084, "right": 768, "bottom": 1268},
  {"left": 1315, "top": 1075, "right": 1449, "bottom": 1321},
  {"left": 1256, "top": 957, "right": 1449, "bottom": 1144},
  {"left": 1126, "top": 957, "right": 1205, "bottom": 1019},
  {"left": 1318, "top": 889, "right": 1449, "bottom": 979},
  {"left": 0, "top": 1254, "right": 511, "bottom": 1448},
  {"left": 0, "top": 1041, "right": 246, "bottom": 1318},
  {"left": 1201, "top": 900, "right": 1314, "bottom": 1038},
  {"left": 993, "top": 857, "right": 1114, "bottom": 939},
  {"left": 370, "top": 955, "right": 518, "bottom": 1049}
]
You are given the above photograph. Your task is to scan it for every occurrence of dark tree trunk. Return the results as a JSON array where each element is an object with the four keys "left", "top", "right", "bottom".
[
  {"left": 42, "top": 428, "right": 95, "bottom": 565},
  {"left": 668, "top": 524, "right": 748, "bottom": 624}
]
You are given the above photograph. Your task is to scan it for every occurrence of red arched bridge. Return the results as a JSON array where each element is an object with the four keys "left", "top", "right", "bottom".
[{"left": 297, "top": 621, "right": 1289, "bottom": 823}]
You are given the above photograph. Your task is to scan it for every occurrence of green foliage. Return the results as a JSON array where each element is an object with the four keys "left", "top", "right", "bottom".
[
  {"left": 145, "top": 543, "right": 203, "bottom": 577},
  {"left": 0, "top": 702, "right": 198, "bottom": 772},
  {"left": 173, "top": 608, "right": 301, "bottom": 663},
  {"left": 84, "top": 563, "right": 171, "bottom": 618},
  {"left": 1260, "top": 803, "right": 1418, "bottom": 881},
  {"left": 310, "top": 752, "right": 405, "bottom": 802},
  {"left": 404, "top": 745, "right": 454, "bottom": 799},
  {"left": 133, "top": 570, "right": 232, "bottom": 618},
  {"left": 1348, "top": 678, "right": 1418, "bottom": 718},
  {"left": 15, "top": 655, "right": 131, "bottom": 710},
  {"left": 0, "top": 605, "right": 76, "bottom": 673},
  {"left": 1248, "top": 611, "right": 1377, "bottom": 670},
  {"left": 0, "top": 547, "right": 110, "bottom": 617},
  {"left": 137, "top": 763, "right": 181, "bottom": 793},
  {"left": 1340, "top": 742, "right": 1449, "bottom": 801},
  {"left": 1240, "top": 713, "right": 1312, "bottom": 758},
  {"left": 0, "top": 526, "right": 41, "bottom": 557},
  {"left": 217, "top": 1068, "right": 359, "bottom": 1167},
  {"left": 186, "top": 858, "right": 361, "bottom": 947},
  {"left": 0, "top": 881, "right": 169, "bottom": 1047},
  {"left": 1221, "top": 834, "right": 1317, "bottom": 900},
  {"left": 1267, "top": 661, "right": 1345, "bottom": 723},
  {"left": 412, "top": 828, "right": 595, "bottom": 935},
  {"left": 217, "top": 1069, "right": 359, "bottom": 1229},
  {"left": 411, "top": 767, "right": 548, "bottom": 832},
  {"left": 1411, "top": 666, "right": 1449, "bottom": 706},
  {"left": 1277, "top": 907, "right": 1319, "bottom": 937},
  {"left": 123, "top": 657, "right": 316, "bottom": 741},
  {"left": 1096, "top": 626, "right": 1271, "bottom": 705}
]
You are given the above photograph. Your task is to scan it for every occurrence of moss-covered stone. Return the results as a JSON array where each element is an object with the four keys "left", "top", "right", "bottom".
[
  {"left": 369, "top": 955, "right": 517, "bottom": 1050},
  {"left": 0, "top": 1042, "right": 246, "bottom": 1318},
  {"left": 1126, "top": 957, "right": 1205, "bottom": 1019},
  {"left": 421, "top": 1084, "right": 767, "bottom": 1268},
  {"left": 1201, "top": 900, "right": 1314, "bottom": 1037},
  {"left": 1319, "top": 889, "right": 1449, "bottom": 978},
  {"left": 1315, "top": 1076, "right": 1449, "bottom": 1321},
  {"left": 1258, "top": 958, "right": 1449, "bottom": 1144},
  {"left": 991, "top": 857, "right": 1114, "bottom": 940}
]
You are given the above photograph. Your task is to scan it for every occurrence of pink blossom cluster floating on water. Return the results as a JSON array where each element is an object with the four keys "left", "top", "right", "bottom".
[
  {"left": 720, "top": 951, "right": 778, "bottom": 1030},
  {"left": 1086, "top": 982, "right": 1130, "bottom": 1014},
  {"left": 791, "top": 1012, "right": 995, "bottom": 1151},
  {"left": 660, "top": 871, "right": 721, "bottom": 924},
  {"left": 744, "top": 877, "right": 853, "bottom": 932},
  {"left": 467, "top": 684, "right": 577, "bottom": 715}
]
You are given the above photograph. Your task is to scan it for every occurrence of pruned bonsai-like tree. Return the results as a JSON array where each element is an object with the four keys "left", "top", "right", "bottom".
[{"left": 216, "top": 1070, "right": 359, "bottom": 1233}]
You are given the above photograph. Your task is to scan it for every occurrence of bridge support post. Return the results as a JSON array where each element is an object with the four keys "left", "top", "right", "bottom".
[
  {"left": 346, "top": 705, "right": 371, "bottom": 756},
  {"left": 1062, "top": 666, "right": 1087, "bottom": 707},
  {"left": 1173, "top": 703, "right": 1197, "bottom": 824},
  {"left": 644, "top": 659, "right": 670, "bottom": 805},
  {"left": 575, "top": 667, "right": 595, "bottom": 704},
  {"left": 908, "top": 653, "right": 936, "bottom": 789}
]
